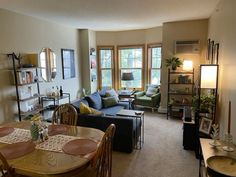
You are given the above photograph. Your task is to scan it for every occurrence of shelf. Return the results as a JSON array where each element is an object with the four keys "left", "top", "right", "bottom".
[
  {"left": 15, "top": 67, "right": 38, "bottom": 71},
  {"left": 168, "top": 92, "right": 192, "bottom": 95},
  {"left": 18, "top": 95, "right": 40, "bottom": 102},
  {"left": 169, "top": 103, "right": 192, "bottom": 107},
  {"left": 169, "top": 83, "right": 194, "bottom": 85},
  {"left": 16, "top": 81, "right": 42, "bottom": 86},
  {"left": 19, "top": 107, "right": 43, "bottom": 116},
  {"left": 169, "top": 71, "right": 194, "bottom": 74}
]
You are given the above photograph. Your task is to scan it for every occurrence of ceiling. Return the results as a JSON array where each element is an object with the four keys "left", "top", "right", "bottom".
[{"left": 0, "top": 0, "right": 220, "bottom": 31}]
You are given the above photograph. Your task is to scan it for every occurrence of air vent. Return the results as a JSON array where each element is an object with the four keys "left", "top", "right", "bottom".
[{"left": 175, "top": 40, "right": 200, "bottom": 54}]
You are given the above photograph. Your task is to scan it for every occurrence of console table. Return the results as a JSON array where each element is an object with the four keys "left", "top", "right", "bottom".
[
  {"left": 116, "top": 109, "right": 144, "bottom": 149},
  {"left": 199, "top": 138, "right": 236, "bottom": 177}
]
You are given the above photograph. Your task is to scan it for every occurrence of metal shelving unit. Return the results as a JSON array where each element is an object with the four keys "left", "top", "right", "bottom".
[{"left": 167, "top": 68, "right": 194, "bottom": 119}]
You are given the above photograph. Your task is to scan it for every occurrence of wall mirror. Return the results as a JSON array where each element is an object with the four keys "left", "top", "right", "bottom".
[{"left": 39, "top": 48, "right": 56, "bottom": 82}]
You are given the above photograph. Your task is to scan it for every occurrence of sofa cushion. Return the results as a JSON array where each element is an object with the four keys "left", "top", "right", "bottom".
[
  {"left": 105, "top": 89, "right": 119, "bottom": 102},
  {"left": 85, "top": 92, "right": 103, "bottom": 110},
  {"left": 102, "top": 97, "right": 118, "bottom": 108},
  {"left": 100, "top": 105, "right": 125, "bottom": 116},
  {"left": 146, "top": 85, "right": 159, "bottom": 97}
]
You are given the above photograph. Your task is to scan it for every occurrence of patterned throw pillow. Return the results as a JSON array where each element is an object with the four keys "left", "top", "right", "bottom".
[
  {"left": 102, "top": 97, "right": 118, "bottom": 108},
  {"left": 105, "top": 89, "right": 119, "bottom": 102},
  {"left": 146, "top": 86, "right": 158, "bottom": 97}
]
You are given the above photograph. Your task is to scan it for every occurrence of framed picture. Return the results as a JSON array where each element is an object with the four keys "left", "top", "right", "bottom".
[
  {"left": 61, "top": 49, "right": 75, "bottom": 79},
  {"left": 90, "top": 55, "right": 96, "bottom": 69},
  {"left": 207, "top": 38, "right": 211, "bottom": 61},
  {"left": 199, "top": 117, "right": 212, "bottom": 134},
  {"left": 212, "top": 43, "right": 219, "bottom": 64}
]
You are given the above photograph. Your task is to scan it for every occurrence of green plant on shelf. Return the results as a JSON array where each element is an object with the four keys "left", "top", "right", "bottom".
[
  {"left": 165, "top": 57, "right": 183, "bottom": 70},
  {"left": 192, "top": 94, "right": 215, "bottom": 113}
]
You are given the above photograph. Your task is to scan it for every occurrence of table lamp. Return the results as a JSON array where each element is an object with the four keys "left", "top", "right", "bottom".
[{"left": 121, "top": 72, "right": 134, "bottom": 90}]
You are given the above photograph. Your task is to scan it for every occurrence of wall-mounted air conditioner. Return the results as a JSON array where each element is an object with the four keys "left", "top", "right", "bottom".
[{"left": 175, "top": 40, "right": 200, "bottom": 54}]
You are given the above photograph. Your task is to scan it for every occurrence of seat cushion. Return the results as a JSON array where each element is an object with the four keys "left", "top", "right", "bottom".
[
  {"left": 135, "top": 95, "right": 153, "bottom": 107},
  {"left": 85, "top": 92, "right": 103, "bottom": 110},
  {"left": 100, "top": 105, "right": 125, "bottom": 116}
]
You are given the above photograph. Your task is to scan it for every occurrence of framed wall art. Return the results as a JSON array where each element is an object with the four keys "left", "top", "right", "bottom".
[
  {"left": 199, "top": 117, "right": 212, "bottom": 134},
  {"left": 61, "top": 49, "right": 75, "bottom": 79}
]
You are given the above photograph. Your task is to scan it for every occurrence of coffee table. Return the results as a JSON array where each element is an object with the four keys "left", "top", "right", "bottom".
[{"left": 116, "top": 109, "right": 144, "bottom": 149}]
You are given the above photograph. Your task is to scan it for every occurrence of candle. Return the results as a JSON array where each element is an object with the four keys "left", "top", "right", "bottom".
[{"left": 228, "top": 101, "right": 231, "bottom": 134}]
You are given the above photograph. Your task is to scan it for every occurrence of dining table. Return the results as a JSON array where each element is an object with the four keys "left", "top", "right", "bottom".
[{"left": 0, "top": 120, "right": 104, "bottom": 177}]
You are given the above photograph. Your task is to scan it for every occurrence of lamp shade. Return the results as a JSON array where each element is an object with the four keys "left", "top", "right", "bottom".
[
  {"left": 121, "top": 72, "right": 134, "bottom": 81},
  {"left": 183, "top": 60, "right": 193, "bottom": 71},
  {"left": 200, "top": 65, "right": 218, "bottom": 88}
]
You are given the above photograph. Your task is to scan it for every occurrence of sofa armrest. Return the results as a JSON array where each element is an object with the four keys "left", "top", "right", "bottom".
[
  {"left": 151, "top": 92, "right": 161, "bottom": 107},
  {"left": 134, "top": 91, "right": 145, "bottom": 98}
]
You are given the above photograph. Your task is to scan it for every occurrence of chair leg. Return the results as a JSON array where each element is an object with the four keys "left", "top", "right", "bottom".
[{"left": 152, "top": 108, "right": 154, "bottom": 113}]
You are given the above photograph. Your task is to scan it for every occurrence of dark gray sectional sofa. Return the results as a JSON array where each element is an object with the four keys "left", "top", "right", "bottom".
[{"left": 72, "top": 91, "right": 141, "bottom": 153}]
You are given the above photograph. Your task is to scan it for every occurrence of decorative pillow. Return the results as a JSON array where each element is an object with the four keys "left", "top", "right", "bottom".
[
  {"left": 102, "top": 97, "right": 118, "bottom": 108},
  {"left": 79, "top": 102, "right": 103, "bottom": 115},
  {"left": 146, "top": 86, "right": 159, "bottom": 97},
  {"left": 105, "top": 89, "right": 119, "bottom": 102},
  {"left": 85, "top": 92, "right": 103, "bottom": 110}
]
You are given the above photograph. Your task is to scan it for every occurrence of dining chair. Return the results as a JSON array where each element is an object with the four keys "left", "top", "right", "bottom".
[
  {"left": 0, "top": 152, "right": 15, "bottom": 177},
  {"left": 79, "top": 124, "right": 116, "bottom": 177},
  {"left": 52, "top": 103, "right": 78, "bottom": 126}
]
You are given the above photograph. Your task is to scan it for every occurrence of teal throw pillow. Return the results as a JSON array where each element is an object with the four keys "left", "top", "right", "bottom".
[
  {"left": 146, "top": 86, "right": 158, "bottom": 97},
  {"left": 105, "top": 89, "right": 119, "bottom": 102},
  {"left": 102, "top": 97, "right": 118, "bottom": 108}
]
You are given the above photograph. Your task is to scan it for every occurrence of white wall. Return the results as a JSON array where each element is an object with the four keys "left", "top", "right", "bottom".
[
  {"left": 0, "top": 9, "right": 81, "bottom": 123},
  {"left": 208, "top": 0, "right": 236, "bottom": 141}
]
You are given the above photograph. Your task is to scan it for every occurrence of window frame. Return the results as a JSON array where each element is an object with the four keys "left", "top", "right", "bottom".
[
  {"left": 117, "top": 45, "right": 145, "bottom": 90},
  {"left": 147, "top": 43, "right": 162, "bottom": 85},
  {"left": 97, "top": 46, "right": 115, "bottom": 89}
]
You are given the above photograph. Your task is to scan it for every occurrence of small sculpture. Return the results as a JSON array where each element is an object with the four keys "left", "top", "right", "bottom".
[{"left": 209, "top": 124, "right": 221, "bottom": 147}]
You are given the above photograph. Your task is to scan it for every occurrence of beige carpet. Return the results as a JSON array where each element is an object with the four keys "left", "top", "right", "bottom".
[{"left": 112, "top": 111, "right": 198, "bottom": 177}]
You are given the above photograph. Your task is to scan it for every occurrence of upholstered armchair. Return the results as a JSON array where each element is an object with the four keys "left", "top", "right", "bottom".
[{"left": 133, "top": 85, "right": 161, "bottom": 112}]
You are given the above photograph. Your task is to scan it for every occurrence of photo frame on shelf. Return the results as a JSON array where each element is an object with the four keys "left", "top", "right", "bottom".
[
  {"left": 213, "top": 43, "right": 219, "bottom": 64},
  {"left": 199, "top": 117, "right": 213, "bottom": 134},
  {"left": 61, "top": 49, "right": 75, "bottom": 79}
]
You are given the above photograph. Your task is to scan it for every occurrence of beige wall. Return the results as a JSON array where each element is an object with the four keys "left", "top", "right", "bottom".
[
  {"left": 160, "top": 19, "right": 208, "bottom": 112},
  {"left": 208, "top": 0, "right": 236, "bottom": 141},
  {"left": 0, "top": 9, "right": 81, "bottom": 123},
  {"left": 96, "top": 27, "right": 162, "bottom": 45},
  {"left": 96, "top": 27, "right": 162, "bottom": 88}
]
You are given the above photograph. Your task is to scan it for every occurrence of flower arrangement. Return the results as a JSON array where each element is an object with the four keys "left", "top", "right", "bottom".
[{"left": 30, "top": 115, "right": 48, "bottom": 141}]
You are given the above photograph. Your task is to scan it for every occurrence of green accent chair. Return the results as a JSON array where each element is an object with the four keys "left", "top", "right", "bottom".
[{"left": 133, "top": 85, "right": 161, "bottom": 112}]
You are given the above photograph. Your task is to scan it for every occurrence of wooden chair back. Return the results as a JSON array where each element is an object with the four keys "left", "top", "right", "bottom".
[
  {"left": 52, "top": 104, "right": 78, "bottom": 126},
  {"left": 0, "top": 152, "right": 15, "bottom": 177},
  {"left": 92, "top": 124, "right": 116, "bottom": 177}
]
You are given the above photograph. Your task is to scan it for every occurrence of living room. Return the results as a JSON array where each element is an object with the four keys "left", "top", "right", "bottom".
[{"left": 0, "top": 0, "right": 236, "bottom": 176}]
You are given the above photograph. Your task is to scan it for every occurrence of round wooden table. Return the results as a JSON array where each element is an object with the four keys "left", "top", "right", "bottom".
[{"left": 0, "top": 121, "right": 104, "bottom": 177}]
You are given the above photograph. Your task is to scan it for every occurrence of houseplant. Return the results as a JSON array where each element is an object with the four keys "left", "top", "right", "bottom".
[
  {"left": 165, "top": 57, "right": 182, "bottom": 70},
  {"left": 192, "top": 94, "right": 215, "bottom": 113}
]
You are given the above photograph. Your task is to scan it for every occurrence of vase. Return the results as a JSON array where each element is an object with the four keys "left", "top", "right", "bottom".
[{"left": 30, "top": 123, "right": 39, "bottom": 141}]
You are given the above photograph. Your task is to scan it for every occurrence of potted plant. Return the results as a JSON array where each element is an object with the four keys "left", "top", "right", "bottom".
[
  {"left": 165, "top": 57, "right": 182, "bottom": 70},
  {"left": 192, "top": 94, "right": 215, "bottom": 113}
]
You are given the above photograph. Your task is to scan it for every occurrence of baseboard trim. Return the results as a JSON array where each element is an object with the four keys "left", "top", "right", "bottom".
[{"left": 158, "top": 106, "right": 167, "bottom": 113}]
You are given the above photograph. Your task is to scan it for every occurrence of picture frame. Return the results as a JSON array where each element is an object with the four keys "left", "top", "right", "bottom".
[
  {"left": 199, "top": 117, "right": 213, "bottom": 134},
  {"left": 90, "top": 55, "right": 96, "bottom": 69},
  {"left": 212, "top": 43, "right": 219, "bottom": 64},
  {"left": 207, "top": 38, "right": 211, "bottom": 61},
  {"left": 61, "top": 49, "right": 75, "bottom": 79}
]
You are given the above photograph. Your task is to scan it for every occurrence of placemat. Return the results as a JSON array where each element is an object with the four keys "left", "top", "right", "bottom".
[
  {"left": 0, "top": 127, "right": 14, "bottom": 137},
  {"left": 0, "top": 141, "right": 35, "bottom": 160},
  {"left": 62, "top": 139, "right": 98, "bottom": 156},
  {"left": 36, "top": 134, "right": 77, "bottom": 153},
  {"left": 0, "top": 128, "right": 31, "bottom": 144},
  {"left": 48, "top": 125, "right": 68, "bottom": 136}
]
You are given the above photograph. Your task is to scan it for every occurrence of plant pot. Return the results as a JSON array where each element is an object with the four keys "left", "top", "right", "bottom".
[{"left": 172, "top": 65, "right": 177, "bottom": 70}]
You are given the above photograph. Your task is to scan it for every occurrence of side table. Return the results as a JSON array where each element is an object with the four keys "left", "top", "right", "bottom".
[
  {"left": 119, "top": 98, "right": 134, "bottom": 109},
  {"left": 116, "top": 109, "right": 144, "bottom": 149}
]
